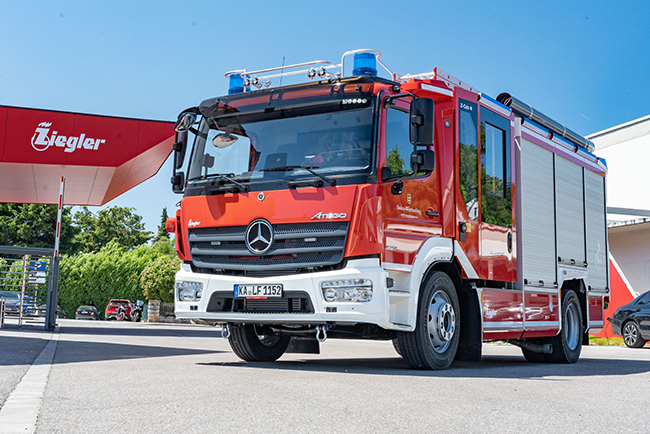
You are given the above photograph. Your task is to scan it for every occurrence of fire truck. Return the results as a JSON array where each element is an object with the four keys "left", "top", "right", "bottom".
[{"left": 167, "top": 49, "right": 609, "bottom": 369}]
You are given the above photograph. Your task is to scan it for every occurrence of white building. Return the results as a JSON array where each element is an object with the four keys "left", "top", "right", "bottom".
[{"left": 588, "top": 115, "right": 650, "bottom": 296}]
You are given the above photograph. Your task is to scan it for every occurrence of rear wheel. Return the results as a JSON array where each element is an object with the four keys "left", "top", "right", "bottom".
[
  {"left": 228, "top": 325, "right": 291, "bottom": 362},
  {"left": 396, "top": 271, "right": 460, "bottom": 370},
  {"left": 622, "top": 321, "right": 645, "bottom": 348},
  {"left": 547, "top": 290, "right": 583, "bottom": 363}
]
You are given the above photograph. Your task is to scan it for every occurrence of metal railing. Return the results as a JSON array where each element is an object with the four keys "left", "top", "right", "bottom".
[{"left": 0, "top": 246, "right": 59, "bottom": 330}]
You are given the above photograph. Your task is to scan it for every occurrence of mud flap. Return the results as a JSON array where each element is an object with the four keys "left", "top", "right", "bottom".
[
  {"left": 455, "top": 288, "right": 482, "bottom": 362},
  {"left": 286, "top": 337, "right": 320, "bottom": 354}
]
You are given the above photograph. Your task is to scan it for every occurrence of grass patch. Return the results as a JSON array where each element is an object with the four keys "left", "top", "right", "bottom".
[{"left": 589, "top": 335, "right": 625, "bottom": 346}]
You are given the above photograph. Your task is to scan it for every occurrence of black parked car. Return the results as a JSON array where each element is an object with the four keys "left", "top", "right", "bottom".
[
  {"left": 610, "top": 291, "right": 650, "bottom": 348},
  {"left": 75, "top": 305, "right": 100, "bottom": 320}
]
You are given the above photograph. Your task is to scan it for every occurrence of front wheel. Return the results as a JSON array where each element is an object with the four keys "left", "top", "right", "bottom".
[
  {"left": 622, "top": 321, "right": 645, "bottom": 348},
  {"left": 396, "top": 271, "right": 460, "bottom": 370},
  {"left": 228, "top": 325, "right": 291, "bottom": 362}
]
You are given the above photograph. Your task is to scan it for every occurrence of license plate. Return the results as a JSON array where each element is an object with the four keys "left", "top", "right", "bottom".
[{"left": 234, "top": 284, "right": 283, "bottom": 298}]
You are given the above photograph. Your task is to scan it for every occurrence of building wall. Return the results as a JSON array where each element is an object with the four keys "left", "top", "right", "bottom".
[
  {"left": 608, "top": 223, "right": 650, "bottom": 295},
  {"left": 589, "top": 115, "right": 650, "bottom": 222},
  {"left": 589, "top": 115, "right": 650, "bottom": 297}
]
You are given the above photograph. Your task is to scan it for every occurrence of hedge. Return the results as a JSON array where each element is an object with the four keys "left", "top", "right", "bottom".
[{"left": 57, "top": 240, "right": 179, "bottom": 318}]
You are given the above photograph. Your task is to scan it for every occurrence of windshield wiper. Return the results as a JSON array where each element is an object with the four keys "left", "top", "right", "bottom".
[
  {"left": 260, "top": 165, "right": 336, "bottom": 187},
  {"left": 204, "top": 173, "right": 250, "bottom": 192}
]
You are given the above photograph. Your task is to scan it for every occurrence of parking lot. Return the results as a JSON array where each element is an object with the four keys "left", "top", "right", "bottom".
[{"left": 1, "top": 318, "right": 649, "bottom": 433}]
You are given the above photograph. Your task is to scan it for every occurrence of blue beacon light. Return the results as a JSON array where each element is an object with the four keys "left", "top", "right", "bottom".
[
  {"left": 228, "top": 73, "right": 245, "bottom": 95},
  {"left": 352, "top": 52, "right": 377, "bottom": 76}
]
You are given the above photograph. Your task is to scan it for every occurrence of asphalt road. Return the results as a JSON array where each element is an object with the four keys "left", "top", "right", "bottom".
[{"left": 2, "top": 319, "right": 649, "bottom": 433}]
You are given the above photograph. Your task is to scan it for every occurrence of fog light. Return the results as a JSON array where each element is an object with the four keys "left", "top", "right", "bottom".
[
  {"left": 176, "top": 281, "right": 204, "bottom": 301},
  {"left": 320, "top": 279, "right": 373, "bottom": 303}
]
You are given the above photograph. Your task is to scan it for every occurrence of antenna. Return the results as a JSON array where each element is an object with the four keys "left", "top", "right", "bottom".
[{"left": 280, "top": 56, "right": 285, "bottom": 87}]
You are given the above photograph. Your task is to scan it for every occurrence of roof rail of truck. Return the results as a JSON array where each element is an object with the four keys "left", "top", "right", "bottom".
[
  {"left": 396, "top": 67, "right": 480, "bottom": 94},
  {"left": 224, "top": 49, "right": 395, "bottom": 93}
]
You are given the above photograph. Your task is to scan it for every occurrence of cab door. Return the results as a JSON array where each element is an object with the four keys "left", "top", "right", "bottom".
[
  {"left": 380, "top": 98, "right": 441, "bottom": 268},
  {"left": 456, "top": 98, "right": 480, "bottom": 274},
  {"left": 478, "top": 106, "right": 516, "bottom": 282}
]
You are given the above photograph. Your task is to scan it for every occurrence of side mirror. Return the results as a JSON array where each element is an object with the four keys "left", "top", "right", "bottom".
[
  {"left": 171, "top": 172, "right": 185, "bottom": 194},
  {"left": 409, "top": 98, "right": 434, "bottom": 146},
  {"left": 380, "top": 167, "right": 393, "bottom": 182},
  {"left": 174, "top": 112, "right": 197, "bottom": 132},
  {"left": 411, "top": 150, "right": 435, "bottom": 173},
  {"left": 174, "top": 131, "right": 188, "bottom": 170}
]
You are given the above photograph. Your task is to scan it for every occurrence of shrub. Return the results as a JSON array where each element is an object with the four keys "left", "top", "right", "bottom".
[
  {"left": 140, "top": 255, "right": 181, "bottom": 303},
  {"left": 58, "top": 241, "right": 178, "bottom": 318}
]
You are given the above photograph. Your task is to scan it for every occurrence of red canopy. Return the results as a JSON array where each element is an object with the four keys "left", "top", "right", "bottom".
[{"left": 0, "top": 105, "right": 175, "bottom": 205}]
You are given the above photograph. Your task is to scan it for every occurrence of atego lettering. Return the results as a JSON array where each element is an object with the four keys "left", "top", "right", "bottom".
[{"left": 31, "top": 122, "right": 106, "bottom": 153}]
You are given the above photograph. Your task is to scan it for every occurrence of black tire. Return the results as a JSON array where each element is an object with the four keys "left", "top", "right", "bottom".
[
  {"left": 622, "top": 321, "right": 646, "bottom": 348},
  {"left": 396, "top": 271, "right": 460, "bottom": 370},
  {"left": 521, "top": 338, "right": 549, "bottom": 363},
  {"left": 228, "top": 324, "right": 291, "bottom": 362},
  {"left": 391, "top": 337, "right": 402, "bottom": 356},
  {"left": 546, "top": 290, "right": 583, "bottom": 363}
]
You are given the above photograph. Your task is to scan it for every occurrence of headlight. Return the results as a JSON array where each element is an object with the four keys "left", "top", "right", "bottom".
[
  {"left": 176, "top": 281, "right": 204, "bottom": 301},
  {"left": 321, "top": 279, "right": 373, "bottom": 303}
]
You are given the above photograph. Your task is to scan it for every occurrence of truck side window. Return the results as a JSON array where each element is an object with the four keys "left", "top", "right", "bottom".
[
  {"left": 459, "top": 100, "right": 479, "bottom": 220},
  {"left": 480, "top": 108, "right": 511, "bottom": 228},
  {"left": 385, "top": 106, "right": 414, "bottom": 177}
]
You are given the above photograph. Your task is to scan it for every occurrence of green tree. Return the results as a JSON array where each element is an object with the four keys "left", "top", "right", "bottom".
[
  {"left": 0, "top": 204, "right": 77, "bottom": 253},
  {"left": 72, "top": 206, "right": 152, "bottom": 252},
  {"left": 140, "top": 255, "right": 180, "bottom": 302},
  {"left": 156, "top": 207, "right": 170, "bottom": 242},
  {"left": 386, "top": 145, "right": 406, "bottom": 175}
]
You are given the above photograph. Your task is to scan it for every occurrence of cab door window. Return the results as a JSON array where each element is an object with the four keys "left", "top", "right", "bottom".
[
  {"left": 458, "top": 100, "right": 479, "bottom": 220},
  {"left": 480, "top": 108, "right": 511, "bottom": 227},
  {"left": 385, "top": 106, "right": 415, "bottom": 177}
]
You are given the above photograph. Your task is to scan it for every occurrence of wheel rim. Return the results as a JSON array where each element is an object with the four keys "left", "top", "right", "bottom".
[
  {"left": 427, "top": 290, "right": 456, "bottom": 353},
  {"left": 254, "top": 325, "right": 281, "bottom": 347},
  {"left": 623, "top": 323, "right": 638, "bottom": 346},
  {"left": 565, "top": 302, "right": 580, "bottom": 350}
]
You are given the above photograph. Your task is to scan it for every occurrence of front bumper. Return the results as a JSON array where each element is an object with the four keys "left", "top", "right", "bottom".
[{"left": 175, "top": 258, "right": 393, "bottom": 329}]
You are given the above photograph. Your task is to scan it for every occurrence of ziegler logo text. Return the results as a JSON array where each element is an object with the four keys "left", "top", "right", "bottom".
[{"left": 31, "top": 122, "right": 106, "bottom": 153}]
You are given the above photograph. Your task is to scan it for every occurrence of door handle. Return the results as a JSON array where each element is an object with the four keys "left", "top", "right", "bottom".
[
  {"left": 508, "top": 232, "right": 512, "bottom": 253},
  {"left": 426, "top": 208, "right": 439, "bottom": 218}
]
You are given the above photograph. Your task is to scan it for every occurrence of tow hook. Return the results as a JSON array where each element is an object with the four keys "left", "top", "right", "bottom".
[
  {"left": 315, "top": 325, "right": 328, "bottom": 343},
  {"left": 221, "top": 323, "right": 232, "bottom": 339}
]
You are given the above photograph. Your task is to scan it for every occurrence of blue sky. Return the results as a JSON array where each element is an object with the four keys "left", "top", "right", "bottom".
[{"left": 2, "top": 1, "right": 649, "bottom": 235}]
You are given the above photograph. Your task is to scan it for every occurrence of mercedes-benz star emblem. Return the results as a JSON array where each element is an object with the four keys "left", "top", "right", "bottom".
[{"left": 245, "top": 219, "right": 273, "bottom": 255}]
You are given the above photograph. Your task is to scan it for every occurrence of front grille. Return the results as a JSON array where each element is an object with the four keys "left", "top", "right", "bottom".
[
  {"left": 189, "top": 221, "right": 349, "bottom": 274},
  {"left": 206, "top": 291, "right": 314, "bottom": 314}
]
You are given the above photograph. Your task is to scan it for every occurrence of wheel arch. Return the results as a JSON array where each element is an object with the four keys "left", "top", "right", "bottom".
[
  {"left": 560, "top": 278, "right": 588, "bottom": 345},
  {"left": 406, "top": 236, "right": 482, "bottom": 362},
  {"left": 423, "top": 261, "right": 482, "bottom": 362}
]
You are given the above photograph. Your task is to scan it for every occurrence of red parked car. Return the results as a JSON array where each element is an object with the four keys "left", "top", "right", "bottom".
[{"left": 105, "top": 299, "right": 132, "bottom": 320}]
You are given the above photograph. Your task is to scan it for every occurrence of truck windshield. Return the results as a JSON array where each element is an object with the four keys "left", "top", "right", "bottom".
[{"left": 187, "top": 99, "right": 375, "bottom": 188}]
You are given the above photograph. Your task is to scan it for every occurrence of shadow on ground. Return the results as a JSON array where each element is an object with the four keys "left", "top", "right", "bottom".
[
  {"left": 198, "top": 350, "right": 650, "bottom": 379},
  {"left": 58, "top": 323, "right": 223, "bottom": 339}
]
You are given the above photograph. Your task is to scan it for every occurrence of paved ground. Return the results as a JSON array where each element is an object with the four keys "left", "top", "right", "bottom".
[{"left": 1, "top": 318, "right": 649, "bottom": 433}]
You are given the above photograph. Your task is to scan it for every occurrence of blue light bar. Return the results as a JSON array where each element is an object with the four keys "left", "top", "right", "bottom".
[
  {"left": 228, "top": 74, "right": 245, "bottom": 95},
  {"left": 352, "top": 52, "right": 377, "bottom": 76}
]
